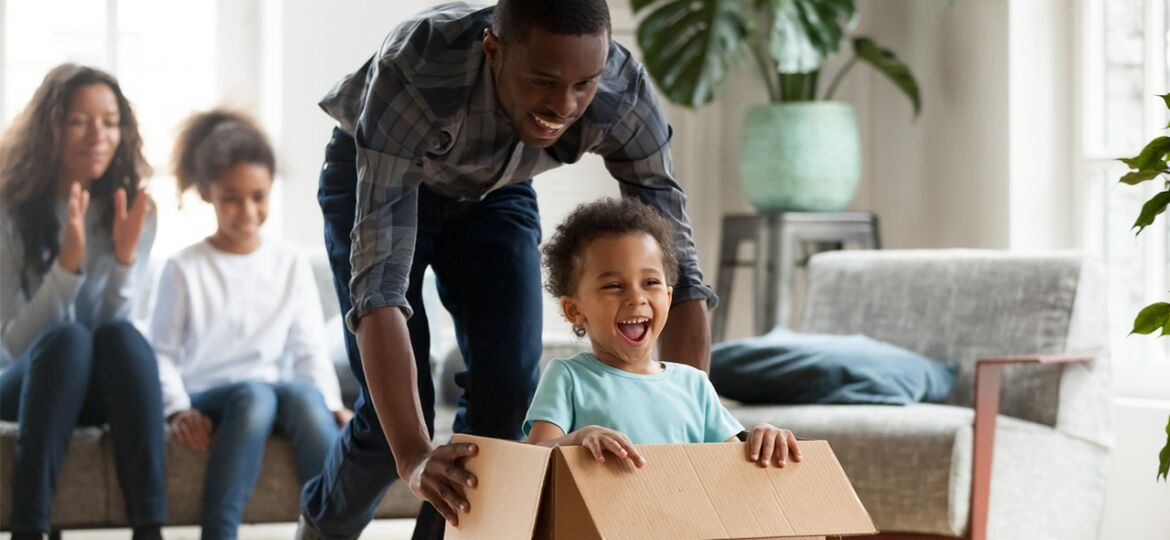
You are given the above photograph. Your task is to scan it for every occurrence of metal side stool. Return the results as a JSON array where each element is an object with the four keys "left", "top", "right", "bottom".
[{"left": 711, "top": 211, "right": 880, "bottom": 342}]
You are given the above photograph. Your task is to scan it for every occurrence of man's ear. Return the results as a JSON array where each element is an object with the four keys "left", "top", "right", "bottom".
[
  {"left": 560, "top": 296, "right": 584, "bottom": 325},
  {"left": 666, "top": 285, "right": 673, "bottom": 305},
  {"left": 483, "top": 28, "right": 502, "bottom": 68}
]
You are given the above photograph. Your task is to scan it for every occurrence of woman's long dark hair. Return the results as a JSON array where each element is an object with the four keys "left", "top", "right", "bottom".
[{"left": 0, "top": 64, "right": 150, "bottom": 291}]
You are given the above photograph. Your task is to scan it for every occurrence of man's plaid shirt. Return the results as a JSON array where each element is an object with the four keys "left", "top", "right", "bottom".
[{"left": 320, "top": 3, "right": 716, "bottom": 330}]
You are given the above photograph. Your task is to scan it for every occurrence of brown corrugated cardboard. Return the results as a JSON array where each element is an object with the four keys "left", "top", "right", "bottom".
[{"left": 445, "top": 434, "right": 876, "bottom": 540}]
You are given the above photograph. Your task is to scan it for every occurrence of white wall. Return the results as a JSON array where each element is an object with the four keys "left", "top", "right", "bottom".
[
  {"left": 1100, "top": 400, "right": 1170, "bottom": 538},
  {"left": 269, "top": 0, "right": 440, "bottom": 253}
]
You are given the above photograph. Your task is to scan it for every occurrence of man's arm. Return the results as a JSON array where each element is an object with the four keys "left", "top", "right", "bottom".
[
  {"left": 597, "top": 64, "right": 718, "bottom": 370},
  {"left": 356, "top": 307, "right": 478, "bottom": 524},
  {"left": 658, "top": 299, "right": 711, "bottom": 372}
]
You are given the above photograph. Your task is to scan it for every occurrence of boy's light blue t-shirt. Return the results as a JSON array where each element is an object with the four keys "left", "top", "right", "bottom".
[{"left": 523, "top": 352, "right": 744, "bottom": 444}]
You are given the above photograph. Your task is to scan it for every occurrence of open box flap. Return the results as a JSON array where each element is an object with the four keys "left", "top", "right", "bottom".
[{"left": 445, "top": 434, "right": 553, "bottom": 540}]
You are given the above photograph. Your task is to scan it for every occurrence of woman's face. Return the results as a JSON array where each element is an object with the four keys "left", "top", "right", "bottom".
[{"left": 59, "top": 83, "right": 121, "bottom": 186}]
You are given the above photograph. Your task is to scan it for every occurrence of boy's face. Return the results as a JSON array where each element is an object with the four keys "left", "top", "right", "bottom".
[
  {"left": 484, "top": 27, "right": 608, "bottom": 148},
  {"left": 561, "top": 233, "right": 673, "bottom": 372}
]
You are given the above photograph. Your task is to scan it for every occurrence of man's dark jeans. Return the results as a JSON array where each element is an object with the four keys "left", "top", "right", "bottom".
[
  {"left": 300, "top": 127, "right": 543, "bottom": 540},
  {"left": 0, "top": 321, "right": 167, "bottom": 533}
]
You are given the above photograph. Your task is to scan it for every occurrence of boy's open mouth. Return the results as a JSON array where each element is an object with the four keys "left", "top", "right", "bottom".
[{"left": 617, "top": 317, "right": 651, "bottom": 344}]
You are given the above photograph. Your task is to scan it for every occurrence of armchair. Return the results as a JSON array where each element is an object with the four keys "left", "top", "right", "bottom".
[{"left": 728, "top": 250, "right": 1111, "bottom": 539}]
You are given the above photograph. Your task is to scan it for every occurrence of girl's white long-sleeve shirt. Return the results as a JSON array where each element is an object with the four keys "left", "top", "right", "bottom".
[{"left": 147, "top": 237, "right": 343, "bottom": 417}]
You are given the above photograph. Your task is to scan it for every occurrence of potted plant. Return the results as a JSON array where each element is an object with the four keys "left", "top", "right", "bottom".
[
  {"left": 1118, "top": 92, "right": 1170, "bottom": 481},
  {"left": 631, "top": 0, "right": 921, "bottom": 212}
]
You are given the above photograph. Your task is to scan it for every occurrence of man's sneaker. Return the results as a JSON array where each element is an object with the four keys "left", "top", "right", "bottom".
[{"left": 295, "top": 514, "right": 326, "bottom": 540}]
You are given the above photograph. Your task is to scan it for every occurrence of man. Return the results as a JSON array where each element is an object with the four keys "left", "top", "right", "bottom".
[{"left": 298, "top": 1, "right": 717, "bottom": 538}]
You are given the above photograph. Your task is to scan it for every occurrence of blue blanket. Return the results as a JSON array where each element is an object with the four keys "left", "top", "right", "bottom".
[{"left": 710, "top": 327, "right": 957, "bottom": 405}]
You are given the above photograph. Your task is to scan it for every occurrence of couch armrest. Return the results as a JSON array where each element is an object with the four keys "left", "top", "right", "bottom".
[{"left": 969, "top": 352, "right": 1096, "bottom": 540}]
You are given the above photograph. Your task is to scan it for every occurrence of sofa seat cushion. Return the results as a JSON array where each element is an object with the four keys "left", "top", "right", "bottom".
[
  {"left": 729, "top": 403, "right": 1053, "bottom": 536},
  {"left": 0, "top": 416, "right": 436, "bottom": 528},
  {"left": 0, "top": 422, "right": 109, "bottom": 529}
]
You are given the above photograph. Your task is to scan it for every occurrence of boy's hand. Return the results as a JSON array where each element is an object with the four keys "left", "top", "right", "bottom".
[
  {"left": 574, "top": 425, "right": 646, "bottom": 468},
  {"left": 168, "top": 409, "right": 214, "bottom": 452},
  {"left": 746, "top": 423, "right": 801, "bottom": 468}
]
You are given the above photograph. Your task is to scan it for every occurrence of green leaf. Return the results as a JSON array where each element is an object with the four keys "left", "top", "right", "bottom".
[
  {"left": 1160, "top": 93, "right": 1170, "bottom": 112},
  {"left": 631, "top": 0, "right": 656, "bottom": 13},
  {"left": 1131, "top": 302, "right": 1170, "bottom": 335},
  {"left": 1119, "top": 168, "right": 1166, "bottom": 186},
  {"left": 1159, "top": 414, "right": 1169, "bottom": 481},
  {"left": 769, "top": 0, "right": 856, "bottom": 74},
  {"left": 1132, "top": 191, "right": 1170, "bottom": 235},
  {"left": 1119, "top": 136, "right": 1170, "bottom": 170},
  {"left": 636, "top": 0, "right": 751, "bottom": 108},
  {"left": 852, "top": 37, "right": 921, "bottom": 116}
]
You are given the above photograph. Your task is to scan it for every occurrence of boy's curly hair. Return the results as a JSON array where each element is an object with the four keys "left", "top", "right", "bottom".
[{"left": 542, "top": 197, "right": 679, "bottom": 298}]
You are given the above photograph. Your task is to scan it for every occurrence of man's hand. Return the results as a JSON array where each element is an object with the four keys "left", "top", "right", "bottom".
[
  {"left": 572, "top": 425, "right": 646, "bottom": 468},
  {"left": 745, "top": 423, "right": 801, "bottom": 468},
  {"left": 658, "top": 299, "right": 711, "bottom": 371},
  {"left": 402, "top": 442, "right": 479, "bottom": 526},
  {"left": 168, "top": 409, "right": 214, "bottom": 452}
]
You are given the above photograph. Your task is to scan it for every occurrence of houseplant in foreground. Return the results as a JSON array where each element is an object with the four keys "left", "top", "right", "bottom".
[
  {"left": 1118, "top": 92, "right": 1170, "bottom": 481},
  {"left": 631, "top": 0, "right": 921, "bottom": 211}
]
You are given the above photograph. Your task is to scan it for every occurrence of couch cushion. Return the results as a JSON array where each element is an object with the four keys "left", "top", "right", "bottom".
[
  {"left": 710, "top": 327, "right": 957, "bottom": 405},
  {"left": 0, "top": 422, "right": 109, "bottom": 529},
  {"left": 730, "top": 403, "right": 1055, "bottom": 536}
]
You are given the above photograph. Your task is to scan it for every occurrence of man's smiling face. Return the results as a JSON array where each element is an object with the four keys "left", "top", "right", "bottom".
[{"left": 484, "top": 26, "right": 609, "bottom": 148}]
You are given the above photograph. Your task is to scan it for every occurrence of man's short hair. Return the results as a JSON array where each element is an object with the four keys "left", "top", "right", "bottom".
[{"left": 492, "top": 0, "right": 612, "bottom": 45}]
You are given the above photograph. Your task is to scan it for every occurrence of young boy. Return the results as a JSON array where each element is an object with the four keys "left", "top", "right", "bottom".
[{"left": 524, "top": 198, "right": 800, "bottom": 468}]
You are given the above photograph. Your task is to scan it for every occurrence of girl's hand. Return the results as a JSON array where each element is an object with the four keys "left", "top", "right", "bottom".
[
  {"left": 58, "top": 182, "right": 89, "bottom": 274},
  {"left": 333, "top": 408, "right": 354, "bottom": 427},
  {"left": 112, "top": 186, "right": 151, "bottom": 265},
  {"left": 746, "top": 423, "right": 801, "bottom": 468},
  {"left": 168, "top": 409, "right": 214, "bottom": 452},
  {"left": 574, "top": 425, "right": 646, "bottom": 468}
]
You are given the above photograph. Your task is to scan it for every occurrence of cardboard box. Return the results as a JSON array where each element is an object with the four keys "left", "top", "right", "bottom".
[{"left": 445, "top": 434, "right": 876, "bottom": 540}]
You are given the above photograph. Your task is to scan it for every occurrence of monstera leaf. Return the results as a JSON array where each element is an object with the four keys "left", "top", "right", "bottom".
[
  {"left": 633, "top": 0, "right": 751, "bottom": 108},
  {"left": 853, "top": 37, "right": 920, "bottom": 115},
  {"left": 768, "top": 0, "right": 856, "bottom": 73}
]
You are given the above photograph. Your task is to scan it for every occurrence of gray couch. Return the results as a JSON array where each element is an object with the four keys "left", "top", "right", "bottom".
[
  {"left": 0, "top": 257, "right": 429, "bottom": 529},
  {"left": 1, "top": 250, "right": 1112, "bottom": 539}
]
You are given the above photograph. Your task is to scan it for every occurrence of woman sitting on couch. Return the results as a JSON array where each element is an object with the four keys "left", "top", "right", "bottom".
[{"left": 0, "top": 64, "right": 166, "bottom": 540}]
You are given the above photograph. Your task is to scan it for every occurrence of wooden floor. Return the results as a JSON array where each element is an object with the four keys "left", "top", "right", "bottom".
[{"left": 0, "top": 520, "right": 419, "bottom": 540}]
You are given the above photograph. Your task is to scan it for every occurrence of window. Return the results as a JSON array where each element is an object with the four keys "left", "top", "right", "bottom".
[
  {"left": 2, "top": 0, "right": 261, "bottom": 260},
  {"left": 1079, "top": 0, "right": 1170, "bottom": 399}
]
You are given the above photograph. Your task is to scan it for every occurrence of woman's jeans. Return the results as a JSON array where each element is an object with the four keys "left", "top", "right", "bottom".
[
  {"left": 0, "top": 321, "right": 167, "bottom": 533},
  {"left": 191, "top": 380, "right": 337, "bottom": 540}
]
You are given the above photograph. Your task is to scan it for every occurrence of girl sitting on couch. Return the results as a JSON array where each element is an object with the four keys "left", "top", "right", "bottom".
[{"left": 147, "top": 109, "right": 351, "bottom": 540}]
